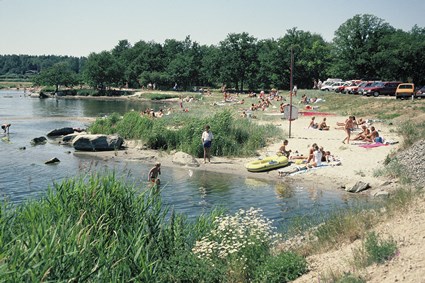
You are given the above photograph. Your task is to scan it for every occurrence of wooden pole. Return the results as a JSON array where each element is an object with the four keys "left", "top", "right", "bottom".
[{"left": 289, "top": 47, "right": 294, "bottom": 138}]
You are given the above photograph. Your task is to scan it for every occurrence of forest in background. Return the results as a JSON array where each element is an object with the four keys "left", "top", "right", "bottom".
[{"left": 1, "top": 14, "right": 424, "bottom": 92}]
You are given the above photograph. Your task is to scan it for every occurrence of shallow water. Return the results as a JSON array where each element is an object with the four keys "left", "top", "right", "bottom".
[{"left": 0, "top": 90, "right": 365, "bottom": 227}]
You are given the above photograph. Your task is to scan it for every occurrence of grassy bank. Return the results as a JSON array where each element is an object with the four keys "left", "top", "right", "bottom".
[
  {"left": 0, "top": 173, "right": 307, "bottom": 282},
  {"left": 89, "top": 109, "right": 280, "bottom": 157}
]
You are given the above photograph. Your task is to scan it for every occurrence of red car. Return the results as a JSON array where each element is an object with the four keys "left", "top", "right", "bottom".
[{"left": 362, "top": 81, "right": 401, "bottom": 97}]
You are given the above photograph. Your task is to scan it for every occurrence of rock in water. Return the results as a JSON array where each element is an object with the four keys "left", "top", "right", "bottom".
[
  {"left": 45, "top": 157, "right": 60, "bottom": 164},
  {"left": 31, "top": 136, "right": 47, "bottom": 145},
  {"left": 72, "top": 134, "right": 124, "bottom": 151},
  {"left": 47, "top": 127, "right": 75, "bottom": 137}
]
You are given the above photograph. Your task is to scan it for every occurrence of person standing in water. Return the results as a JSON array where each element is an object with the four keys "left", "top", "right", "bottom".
[
  {"left": 201, "top": 125, "right": 214, "bottom": 163},
  {"left": 148, "top": 162, "right": 161, "bottom": 185}
]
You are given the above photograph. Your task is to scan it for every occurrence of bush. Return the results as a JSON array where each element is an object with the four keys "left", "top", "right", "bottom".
[
  {"left": 254, "top": 251, "right": 308, "bottom": 283},
  {"left": 364, "top": 232, "right": 398, "bottom": 264}
]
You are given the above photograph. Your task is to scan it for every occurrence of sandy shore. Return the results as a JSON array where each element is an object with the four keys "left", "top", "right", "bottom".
[{"left": 77, "top": 114, "right": 401, "bottom": 194}]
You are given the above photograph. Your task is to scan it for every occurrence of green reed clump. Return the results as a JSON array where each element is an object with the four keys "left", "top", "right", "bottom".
[
  {"left": 364, "top": 232, "right": 397, "bottom": 264},
  {"left": 88, "top": 109, "right": 279, "bottom": 157},
  {"left": 397, "top": 120, "right": 425, "bottom": 149},
  {"left": 0, "top": 173, "right": 307, "bottom": 282},
  {"left": 373, "top": 157, "right": 411, "bottom": 184},
  {"left": 253, "top": 251, "right": 308, "bottom": 283}
]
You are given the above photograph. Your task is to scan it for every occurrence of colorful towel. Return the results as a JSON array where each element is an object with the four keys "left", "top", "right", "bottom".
[
  {"left": 359, "top": 142, "right": 389, "bottom": 148},
  {"left": 300, "top": 111, "right": 336, "bottom": 116}
]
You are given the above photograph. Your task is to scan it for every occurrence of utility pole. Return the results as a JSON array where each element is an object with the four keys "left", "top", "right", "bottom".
[{"left": 289, "top": 46, "right": 294, "bottom": 138}]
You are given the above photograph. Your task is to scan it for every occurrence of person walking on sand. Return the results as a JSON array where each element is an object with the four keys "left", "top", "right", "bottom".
[
  {"left": 202, "top": 125, "right": 214, "bottom": 163},
  {"left": 148, "top": 162, "right": 161, "bottom": 185},
  {"left": 342, "top": 116, "right": 355, "bottom": 144}
]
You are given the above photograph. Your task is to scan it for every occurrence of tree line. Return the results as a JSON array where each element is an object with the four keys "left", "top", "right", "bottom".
[{"left": 1, "top": 14, "right": 424, "bottom": 91}]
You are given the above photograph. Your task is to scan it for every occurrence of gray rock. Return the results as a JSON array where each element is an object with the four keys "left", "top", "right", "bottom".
[
  {"left": 373, "top": 191, "right": 390, "bottom": 198},
  {"left": 72, "top": 134, "right": 124, "bottom": 151},
  {"left": 62, "top": 133, "right": 81, "bottom": 143},
  {"left": 47, "top": 127, "right": 75, "bottom": 137},
  {"left": 172, "top": 151, "right": 200, "bottom": 167},
  {"left": 345, "top": 181, "right": 370, "bottom": 193},
  {"left": 31, "top": 136, "right": 47, "bottom": 145},
  {"left": 45, "top": 157, "right": 60, "bottom": 164}
]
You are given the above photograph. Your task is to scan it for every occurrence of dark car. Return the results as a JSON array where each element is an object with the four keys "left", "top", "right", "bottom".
[
  {"left": 363, "top": 81, "right": 401, "bottom": 97},
  {"left": 416, "top": 86, "right": 425, "bottom": 98}
]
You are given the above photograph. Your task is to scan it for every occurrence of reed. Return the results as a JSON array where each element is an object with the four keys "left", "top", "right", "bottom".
[
  {"left": 89, "top": 109, "right": 280, "bottom": 157},
  {"left": 0, "top": 173, "right": 307, "bottom": 282}
]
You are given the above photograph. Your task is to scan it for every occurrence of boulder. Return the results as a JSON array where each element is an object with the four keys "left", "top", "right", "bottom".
[
  {"left": 345, "top": 181, "right": 370, "bottom": 193},
  {"left": 172, "top": 151, "right": 200, "bottom": 167},
  {"left": 373, "top": 191, "right": 390, "bottom": 198},
  {"left": 45, "top": 157, "right": 60, "bottom": 164},
  {"left": 62, "top": 133, "right": 81, "bottom": 143},
  {"left": 31, "top": 136, "right": 47, "bottom": 145},
  {"left": 47, "top": 127, "right": 75, "bottom": 137},
  {"left": 72, "top": 134, "right": 124, "bottom": 151}
]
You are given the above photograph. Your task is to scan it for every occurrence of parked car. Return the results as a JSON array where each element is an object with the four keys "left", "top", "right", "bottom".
[
  {"left": 416, "top": 86, "right": 425, "bottom": 98},
  {"left": 339, "top": 80, "right": 362, "bottom": 94},
  {"left": 363, "top": 81, "right": 401, "bottom": 97},
  {"left": 395, "top": 83, "right": 415, "bottom": 99},
  {"left": 358, "top": 81, "right": 379, "bottom": 96},
  {"left": 321, "top": 81, "right": 345, "bottom": 91}
]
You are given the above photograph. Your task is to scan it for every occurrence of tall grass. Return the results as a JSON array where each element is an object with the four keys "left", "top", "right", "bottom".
[
  {"left": 0, "top": 173, "right": 307, "bottom": 282},
  {"left": 396, "top": 120, "right": 425, "bottom": 149},
  {"left": 89, "top": 109, "right": 280, "bottom": 157}
]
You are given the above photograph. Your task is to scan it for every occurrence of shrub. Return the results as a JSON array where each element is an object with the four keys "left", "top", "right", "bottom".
[
  {"left": 88, "top": 109, "right": 279, "bottom": 157},
  {"left": 364, "top": 232, "right": 398, "bottom": 264},
  {"left": 254, "top": 251, "right": 308, "bottom": 283},
  {"left": 190, "top": 208, "right": 307, "bottom": 282}
]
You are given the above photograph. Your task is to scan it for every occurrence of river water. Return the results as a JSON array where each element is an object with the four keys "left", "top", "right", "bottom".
[{"left": 0, "top": 90, "right": 365, "bottom": 228}]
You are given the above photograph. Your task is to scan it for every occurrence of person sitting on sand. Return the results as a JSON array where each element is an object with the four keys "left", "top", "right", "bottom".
[
  {"left": 148, "top": 162, "right": 161, "bottom": 185},
  {"left": 2, "top": 123, "right": 11, "bottom": 134},
  {"left": 306, "top": 143, "right": 318, "bottom": 163},
  {"left": 364, "top": 126, "right": 381, "bottom": 143},
  {"left": 353, "top": 125, "right": 370, "bottom": 141},
  {"left": 319, "top": 118, "right": 330, "bottom": 131},
  {"left": 277, "top": 139, "right": 291, "bottom": 158},
  {"left": 308, "top": 144, "right": 322, "bottom": 167},
  {"left": 308, "top": 117, "right": 319, "bottom": 129}
]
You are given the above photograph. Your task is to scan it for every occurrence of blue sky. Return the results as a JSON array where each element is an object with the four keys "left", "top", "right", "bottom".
[{"left": 1, "top": 0, "right": 424, "bottom": 57}]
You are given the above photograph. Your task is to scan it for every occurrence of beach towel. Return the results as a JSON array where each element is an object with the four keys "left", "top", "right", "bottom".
[
  {"left": 359, "top": 142, "right": 389, "bottom": 148},
  {"left": 300, "top": 111, "right": 336, "bottom": 116}
]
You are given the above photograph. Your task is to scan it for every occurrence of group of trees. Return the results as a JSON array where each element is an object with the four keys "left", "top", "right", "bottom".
[{"left": 1, "top": 14, "right": 424, "bottom": 92}]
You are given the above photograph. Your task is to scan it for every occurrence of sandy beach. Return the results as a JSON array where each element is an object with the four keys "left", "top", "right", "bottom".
[{"left": 79, "top": 113, "right": 401, "bottom": 195}]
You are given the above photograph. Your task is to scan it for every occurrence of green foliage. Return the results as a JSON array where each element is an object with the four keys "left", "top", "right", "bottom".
[
  {"left": 88, "top": 109, "right": 279, "bottom": 157},
  {"left": 0, "top": 173, "right": 307, "bottom": 282},
  {"left": 364, "top": 232, "right": 398, "bottom": 264},
  {"left": 335, "top": 273, "right": 366, "bottom": 283},
  {"left": 397, "top": 120, "right": 425, "bottom": 149},
  {"left": 373, "top": 157, "right": 411, "bottom": 184},
  {"left": 141, "top": 92, "right": 180, "bottom": 100},
  {"left": 254, "top": 251, "right": 308, "bottom": 283},
  {"left": 33, "top": 62, "right": 78, "bottom": 92}
]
